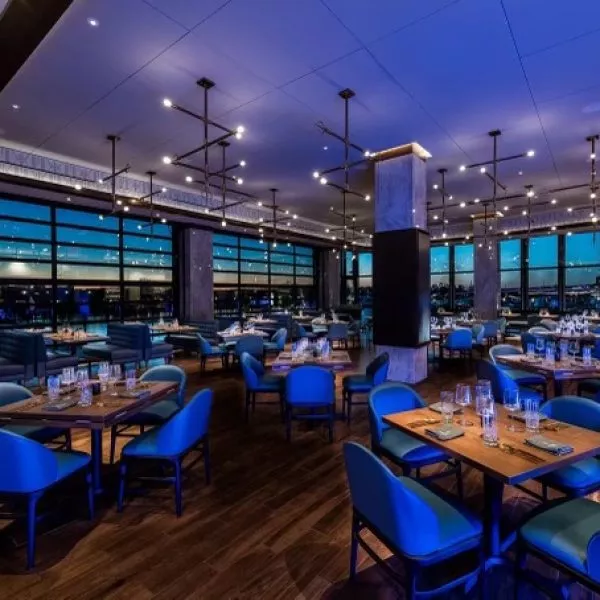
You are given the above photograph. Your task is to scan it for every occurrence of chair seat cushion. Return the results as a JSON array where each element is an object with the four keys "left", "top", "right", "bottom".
[
  {"left": 150, "top": 342, "right": 173, "bottom": 358},
  {"left": 3, "top": 424, "right": 67, "bottom": 444},
  {"left": 342, "top": 374, "right": 373, "bottom": 393},
  {"left": 255, "top": 374, "right": 284, "bottom": 393},
  {"left": 54, "top": 450, "right": 91, "bottom": 482},
  {"left": 45, "top": 353, "right": 79, "bottom": 372},
  {"left": 380, "top": 429, "right": 447, "bottom": 465},
  {"left": 538, "top": 457, "right": 600, "bottom": 492},
  {"left": 121, "top": 399, "right": 180, "bottom": 426},
  {"left": 82, "top": 343, "right": 141, "bottom": 361},
  {"left": 521, "top": 498, "right": 600, "bottom": 578},
  {"left": 122, "top": 425, "right": 190, "bottom": 460},
  {"left": 0, "top": 357, "right": 25, "bottom": 378}
]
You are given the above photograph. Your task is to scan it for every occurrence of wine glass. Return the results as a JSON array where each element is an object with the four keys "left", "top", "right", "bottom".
[
  {"left": 109, "top": 364, "right": 121, "bottom": 396},
  {"left": 503, "top": 389, "right": 521, "bottom": 432},
  {"left": 455, "top": 383, "right": 472, "bottom": 427}
]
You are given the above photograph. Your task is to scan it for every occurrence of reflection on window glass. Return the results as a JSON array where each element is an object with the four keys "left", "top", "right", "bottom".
[
  {"left": 0, "top": 220, "right": 51, "bottom": 240},
  {"left": 431, "top": 273, "right": 450, "bottom": 310},
  {"left": 455, "top": 272, "right": 474, "bottom": 309},
  {"left": 0, "top": 199, "right": 50, "bottom": 221},
  {"left": 56, "top": 285, "right": 121, "bottom": 323},
  {"left": 213, "top": 245, "right": 239, "bottom": 259},
  {"left": 0, "top": 241, "right": 51, "bottom": 260},
  {"left": 271, "top": 263, "right": 293, "bottom": 275},
  {"left": 528, "top": 268, "right": 559, "bottom": 311},
  {"left": 123, "top": 251, "right": 171, "bottom": 267},
  {"left": 501, "top": 271, "right": 521, "bottom": 311},
  {"left": 57, "top": 246, "right": 119, "bottom": 264},
  {"left": 0, "top": 261, "right": 51, "bottom": 279},
  {"left": 499, "top": 239, "right": 521, "bottom": 270},
  {"left": 454, "top": 244, "right": 473, "bottom": 272},
  {"left": 345, "top": 252, "right": 354, "bottom": 277},
  {"left": 57, "top": 264, "right": 120, "bottom": 280},
  {"left": 295, "top": 255, "right": 313, "bottom": 267},
  {"left": 270, "top": 252, "right": 294, "bottom": 265},
  {"left": 123, "top": 234, "right": 171, "bottom": 253},
  {"left": 57, "top": 227, "right": 119, "bottom": 247},
  {"left": 57, "top": 209, "right": 118, "bottom": 230},
  {"left": 123, "top": 285, "right": 172, "bottom": 321},
  {"left": 565, "top": 266, "right": 600, "bottom": 311},
  {"left": 358, "top": 253, "right": 372, "bottom": 277},
  {"left": 241, "top": 260, "right": 268, "bottom": 274},
  {"left": 565, "top": 232, "right": 600, "bottom": 267},
  {"left": 124, "top": 268, "right": 172, "bottom": 283},
  {"left": 529, "top": 235, "right": 558, "bottom": 268},
  {"left": 430, "top": 246, "right": 450, "bottom": 273},
  {"left": 213, "top": 258, "right": 238, "bottom": 272},
  {"left": 122, "top": 219, "right": 170, "bottom": 237},
  {"left": 0, "top": 284, "right": 52, "bottom": 325}
]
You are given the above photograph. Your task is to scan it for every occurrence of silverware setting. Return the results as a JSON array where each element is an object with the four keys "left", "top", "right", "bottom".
[
  {"left": 500, "top": 443, "right": 545, "bottom": 464},
  {"left": 407, "top": 418, "right": 441, "bottom": 429}
]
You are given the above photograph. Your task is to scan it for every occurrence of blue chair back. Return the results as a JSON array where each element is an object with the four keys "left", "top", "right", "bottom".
[
  {"left": 366, "top": 352, "right": 390, "bottom": 386},
  {"left": 368, "top": 382, "right": 425, "bottom": 447},
  {"left": 108, "top": 323, "right": 146, "bottom": 350},
  {"left": 445, "top": 328, "right": 473, "bottom": 350},
  {"left": 520, "top": 332, "right": 537, "bottom": 353},
  {"left": 328, "top": 323, "right": 348, "bottom": 341},
  {"left": 0, "top": 429, "right": 59, "bottom": 493},
  {"left": 482, "top": 321, "right": 498, "bottom": 338},
  {"left": 297, "top": 324, "right": 309, "bottom": 337},
  {"left": 489, "top": 343, "right": 522, "bottom": 365},
  {"left": 0, "top": 331, "right": 36, "bottom": 380},
  {"left": 0, "top": 382, "right": 32, "bottom": 406},
  {"left": 540, "top": 319, "right": 558, "bottom": 332},
  {"left": 271, "top": 328, "right": 287, "bottom": 350},
  {"left": 540, "top": 396, "right": 600, "bottom": 431},
  {"left": 528, "top": 326, "right": 549, "bottom": 335},
  {"left": 344, "top": 442, "right": 451, "bottom": 557},
  {"left": 285, "top": 366, "right": 334, "bottom": 406},
  {"left": 472, "top": 324, "right": 484, "bottom": 344},
  {"left": 196, "top": 334, "right": 215, "bottom": 356},
  {"left": 476, "top": 359, "right": 518, "bottom": 402},
  {"left": 140, "top": 365, "right": 187, "bottom": 408},
  {"left": 235, "top": 335, "right": 264, "bottom": 359},
  {"left": 155, "top": 388, "right": 213, "bottom": 456},
  {"left": 240, "top": 352, "right": 265, "bottom": 390},
  {"left": 497, "top": 317, "right": 507, "bottom": 334}
]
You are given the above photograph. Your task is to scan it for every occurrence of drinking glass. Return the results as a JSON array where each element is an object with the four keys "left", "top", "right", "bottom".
[
  {"left": 568, "top": 340, "right": 579, "bottom": 361},
  {"left": 440, "top": 391, "right": 455, "bottom": 426},
  {"left": 47, "top": 375, "right": 60, "bottom": 402},
  {"left": 526, "top": 343, "right": 535, "bottom": 359},
  {"left": 76, "top": 367, "right": 89, "bottom": 390},
  {"left": 482, "top": 405, "right": 498, "bottom": 446},
  {"left": 535, "top": 336, "right": 545, "bottom": 356},
  {"left": 559, "top": 340, "right": 569, "bottom": 362},
  {"left": 109, "top": 364, "right": 121, "bottom": 396},
  {"left": 61, "top": 366, "right": 75, "bottom": 400},
  {"left": 79, "top": 383, "right": 92, "bottom": 407},
  {"left": 544, "top": 342, "right": 555, "bottom": 365},
  {"left": 524, "top": 397, "right": 540, "bottom": 433},
  {"left": 503, "top": 389, "right": 521, "bottom": 432},
  {"left": 475, "top": 380, "right": 492, "bottom": 415},
  {"left": 583, "top": 345, "right": 593, "bottom": 366},
  {"left": 98, "top": 361, "right": 110, "bottom": 392},
  {"left": 126, "top": 368, "right": 137, "bottom": 391},
  {"left": 455, "top": 383, "right": 472, "bottom": 427}
]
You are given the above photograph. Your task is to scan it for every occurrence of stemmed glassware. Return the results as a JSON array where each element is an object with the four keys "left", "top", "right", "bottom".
[
  {"left": 455, "top": 383, "right": 472, "bottom": 427},
  {"left": 503, "top": 389, "right": 521, "bottom": 432},
  {"left": 535, "top": 336, "right": 545, "bottom": 357}
]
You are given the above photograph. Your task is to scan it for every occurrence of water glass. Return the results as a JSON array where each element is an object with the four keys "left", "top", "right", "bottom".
[
  {"left": 475, "top": 380, "right": 492, "bottom": 415},
  {"left": 79, "top": 383, "right": 92, "bottom": 407},
  {"left": 125, "top": 368, "right": 137, "bottom": 391},
  {"left": 61, "top": 366, "right": 75, "bottom": 399},
  {"left": 482, "top": 405, "right": 498, "bottom": 446},
  {"left": 109, "top": 364, "right": 121, "bottom": 396},
  {"left": 559, "top": 340, "right": 569, "bottom": 362},
  {"left": 524, "top": 398, "right": 540, "bottom": 433},
  {"left": 455, "top": 383, "right": 472, "bottom": 427},
  {"left": 544, "top": 343, "right": 555, "bottom": 365},
  {"left": 440, "top": 391, "right": 455, "bottom": 426},
  {"left": 503, "top": 389, "right": 521, "bottom": 432},
  {"left": 47, "top": 375, "right": 61, "bottom": 402},
  {"left": 76, "top": 367, "right": 89, "bottom": 389},
  {"left": 98, "top": 361, "right": 110, "bottom": 392},
  {"left": 583, "top": 345, "right": 593, "bottom": 366},
  {"left": 526, "top": 343, "right": 535, "bottom": 359},
  {"left": 535, "top": 337, "right": 545, "bottom": 356}
]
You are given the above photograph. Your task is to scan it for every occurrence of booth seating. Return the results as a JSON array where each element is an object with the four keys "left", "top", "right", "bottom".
[
  {"left": 31, "top": 332, "right": 79, "bottom": 379},
  {"left": 82, "top": 323, "right": 146, "bottom": 367},
  {"left": 141, "top": 325, "right": 173, "bottom": 365},
  {"left": 0, "top": 331, "right": 35, "bottom": 383},
  {"left": 167, "top": 320, "right": 219, "bottom": 352}
]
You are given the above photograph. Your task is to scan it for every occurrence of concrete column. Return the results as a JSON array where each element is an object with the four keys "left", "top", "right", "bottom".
[
  {"left": 320, "top": 249, "right": 341, "bottom": 310},
  {"left": 373, "top": 144, "right": 431, "bottom": 384},
  {"left": 473, "top": 219, "right": 499, "bottom": 320},
  {"left": 180, "top": 228, "right": 214, "bottom": 321}
]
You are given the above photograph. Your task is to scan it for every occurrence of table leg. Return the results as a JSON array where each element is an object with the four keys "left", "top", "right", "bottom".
[
  {"left": 91, "top": 429, "right": 104, "bottom": 495},
  {"left": 554, "top": 379, "right": 563, "bottom": 397},
  {"left": 483, "top": 474, "right": 504, "bottom": 565}
]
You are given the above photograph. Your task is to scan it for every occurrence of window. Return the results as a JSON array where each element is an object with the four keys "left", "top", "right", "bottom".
[
  {"left": 430, "top": 246, "right": 450, "bottom": 311},
  {"left": 528, "top": 235, "right": 558, "bottom": 311},
  {"left": 454, "top": 244, "right": 473, "bottom": 310},
  {"left": 499, "top": 239, "right": 522, "bottom": 311},
  {"left": 565, "top": 232, "right": 600, "bottom": 311}
]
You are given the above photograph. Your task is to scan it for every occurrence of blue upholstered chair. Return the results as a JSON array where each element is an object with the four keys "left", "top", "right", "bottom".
[
  {"left": 441, "top": 328, "right": 472, "bottom": 370},
  {"left": 240, "top": 352, "right": 284, "bottom": 421},
  {"left": 343, "top": 442, "right": 483, "bottom": 598},
  {"left": 327, "top": 322, "right": 348, "bottom": 349},
  {"left": 296, "top": 323, "right": 316, "bottom": 340},
  {"left": 536, "top": 397, "right": 600, "bottom": 500},
  {"left": 0, "top": 382, "right": 72, "bottom": 450},
  {"left": 196, "top": 334, "right": 227, "bottom": 371},
  {"left": 118, "top": 388, "right": 212, "bottom": 517},
  {"left": 109, "top": 365, "right": 187, "bottom": 464},
  {"left": 528, "top": 326, "right": 550, "bottom": 335},
  {"left": 233, "top": 335, "right": 264, "bottom": 365},
  {"left": 368, "top": 383, "right": 463, "bottom": 494},
  {"left": 0, "top": 429, "right": 93, "bottom": 569},
  {"left": 476, "top": 359, "right": 543, "bottom": 405},
  {"left": 264, "top": 327, "right": 287, "bottom": 357},
  {"left": 520, "top": 331, "right": 538, "bottom": 354},
  {"left": 82, "top": 323, "right": 145, "bottom": 368},
  {"left": 285, "top": 366, "right": 335, "bottom": 442},
  {"left": 489, "top": 344, "right": 547, "bottom": 398},
  {"left": 482, "top": 320, "right": 499, "bottom": 347},
  {"left": 342, "top": 352, "right": 390, "bottom": 424},
  {"left": 141, "top": 324, "right": 173, "bottom": 365},
  {"left": 516, "top": 498, "right": 600, "bottom": 597},
  {"left": 539, "top": 319, "right": 558, "bottom": 332},
  {"left": 471, "top": 324, "right": 484, "bottom": 347}
]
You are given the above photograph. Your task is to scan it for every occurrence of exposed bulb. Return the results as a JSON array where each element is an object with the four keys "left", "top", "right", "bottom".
[
  {"left": 522, "top": 210, "right": 527, "bottom": 215},
  {"left": 526, "top": 150, "right": 535, "bottom": 157},
  {"left": 116, "top": 200, "right": 123, "bottom": 206},
  {"left": 591, "top": 192, "right": 597, "bottom": 199},
  {"left": 433, "top": 215, "right": 439, "bottom": 220},
  {"left": 98, "top": 178, "right": 104, "bottom": 183},
  {"left": 293, "top": 214, "right": 297, "bottom": 219},
  {"left": 272, "top": 242, "right": 277, "bottom": 248},
  {"left": 551, "top": 198, "right": 557, "bottom": 204},
  {"left": 364, "top": 150, "right": 371, "bottom": 157},
  {"left": 221, "top": 220, "right": 227, "bottom": 227},
  {"left": 459, "top": 165, "right": 466, "bottom": 172},
  {"left": 162, "top": 98, "right": 173, "bottom": 108},
  {"left": 185, "top": 176, "right": 193, "bottom": 183},
  {"left": 123, "top": 205, "right": 130, "bottom": 212},
  {"left": 567, "top": 231, "right": 573, "bottom": 236},
  {"left": 433, "top": 184, "right": 439, "bottom": 190},
  {"left": 319, "top": 177, "right": 328, "bottom": 185},
  {"left": 162, "top": 156, "right": 172, "bottom": 164},
  {"left": 325, "top": 228, "right": 330, "bottom": 233},
  {"left": 442, "top": 232, "right": 447, "bottom": 239},
  {"left": 257, "top": 201, "right": 263, "bottom": 207},
  {"left": 74, "top": 184, "right": 82, "bottom": 190},
  {"left": 526, "top": 189, "right": 535, "bottom": 197},
  {"left": 474, "top": 198, "right": 480, "bottom": 203},
  {"left": 236, "top": 178, "right": 243, "bottom": 185},
  {"left": 236, "top": 125, "right": 245, "bottom": 134},
  {"left": 480, "top": 167, "right": 486, "bottom": 174},
  {"left": 504, "top": 205, "right": 509, "bottom": 211},
  {"left": 592, "top": 153, "right": 597, "bottom": 160},
  {"left": 240, "top": 160, "right": 246, "bottom": 167},
  {"left": 551, "top": 225, "right": 556, "bottom": 231},
  {"left": 98, "top": 215, "right": 104, "bottom": 221},
  {"left": 312, "top": 171, "right": 320, "bottom": 179},
  {"left": 567, "top": 207, "right": 573, "bottom": 212},
  {"left": 459, "top": 201, "right": 466, "bottom": 208},
  {"left": 161, "top": 187, "right": 167, "bottom": 193},
  {"left": 365, "top": 194, "right": 371, "bottom": 201}
]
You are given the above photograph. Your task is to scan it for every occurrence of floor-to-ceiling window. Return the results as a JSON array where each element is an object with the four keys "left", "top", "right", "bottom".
[
  {"left": 0, "top": 197, "right": 174, "bottom": 330},
  {"left": 430, "top": 245, "right": 451, "bottom": 311},
  {"left": 454, "top": 243, "right": 473, "bottom": 310},
  {"left": 212, "top": 233, "right": 317, "bottom": 316},
  {"left": 357, "top": 252, "right": 372, "bottom": 307},
  {"left": 565, "top": 231, "right": 600, "bottom": 312},
  {"left": 499, "top": 238, "right": 522, "bottom": 311},
  {"left": 527, "top": 234, "right": 559, "bottom": 312}
]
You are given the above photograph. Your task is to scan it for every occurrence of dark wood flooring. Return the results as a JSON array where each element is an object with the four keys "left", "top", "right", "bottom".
[{"left": 0, "top": 350, "right": 598, "bottom": 599}]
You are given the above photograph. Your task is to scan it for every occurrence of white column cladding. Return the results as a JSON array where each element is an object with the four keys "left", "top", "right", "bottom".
[
  {"left": 374, "top": 146, "right": 430, "bottom": 384},
  {"left": 473, "top": 219, "right": 500, "bottom": 320},
  {"left": 182, "top": 228, "right": 214, "bottom": 321}
]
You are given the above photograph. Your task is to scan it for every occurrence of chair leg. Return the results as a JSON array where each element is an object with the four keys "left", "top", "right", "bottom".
[
  {"left": 64, "top": 430, "right": 72, "bottom": 452},
  {"left": 117, "top": 462, "right": 127, "bottom": 513},
  {"left": 349, "top": 512, "right": 359, "bottom": 579},
  {"left": 328, "top": 404, "right": 334, "bottom": 443},
  {"left": 404, "top": 561, "right": 417, "bottom": 600},
  {"left": 347, "top": 392, "right": 353, "bottom": 425},
  {"left": 245, "top": 390, "right": 251, "bottom": 422},
  {"left": 514, "top": 542, "right": 526, "bottom": 600},
  {"left": 402, "top": 465, "right": 411, "bottom": 477},
  {"left": 541, "top": 483, "right": 548, "bottom": 502},
  {"left": 109, "top": 425, "right": 118, "bottom": 465},
  {"left": 203, "top": 438, "right": 211, "bottom": 486},
  {"left": 26, "top": 494, "right": 38, "bottom": 570},
  {"left": 252, "top": 392, "right": 257, "bottom": 413},
  {"left": 174, "top": 460, "right": 183, "bottom": 517},
  {"left": 86, "top": 469, "right": 95, "bottom": 520}
]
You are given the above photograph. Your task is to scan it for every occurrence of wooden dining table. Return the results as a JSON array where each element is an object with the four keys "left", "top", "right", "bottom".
[
  {"left": 497, "top": 353, "right": 600, "bottom": 395},
  {"left": 150, "top": 324, "right": 198, "bottom": 335},
  {"left": 383, "top": 405, "right": 600, "bottom": 565},
  {"left": 272, "top": 350, "right": 353, "bottom": 371},
  {"left": 0, "top": 380, "right": 177, "bottom": 494},
  {"left": 44, "top": 332, "right": 109, "bottom": 355}
]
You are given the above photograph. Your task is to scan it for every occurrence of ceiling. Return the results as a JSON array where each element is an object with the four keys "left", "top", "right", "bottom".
[{"left": 2, "top": 0, "right": 600, "bottom": 238}]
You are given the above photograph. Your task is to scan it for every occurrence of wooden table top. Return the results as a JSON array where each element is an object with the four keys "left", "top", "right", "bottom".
[
  {"left": 246, "top": 318, "right": 278, "bottom": 326},
  {"left": 218, "top": 329, "right": 269, "bottom": 340},
  {"left": 536, "top": 330, "right": 600, "bottom": 341},
  {"left": 272, "top": 350, "right": 353, "bottom": 370},
  {"left": 383, "top": 405, "right": 600, "bottom": 485},
  {"left": 45, "top": 333, "right": 108, "bottom": 345},
  {"left": 150, "top": 324, "right": 198, "bottom": 334},
  {"left": 0, "top": 381, "right": 177, "bottom": 430},
  {"left": 497, "top": 354, "right": 600, "bottom": 381}
]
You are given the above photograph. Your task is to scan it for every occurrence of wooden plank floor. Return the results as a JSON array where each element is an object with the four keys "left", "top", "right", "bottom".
[{"left": 0, "top": 349, "right": 598, "bottom": 599}]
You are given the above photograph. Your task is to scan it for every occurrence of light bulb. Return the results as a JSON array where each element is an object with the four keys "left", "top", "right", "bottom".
[
  {"left": 526, "top": 150, "right": 535, "bottom": 157},
  {"left": 442, "top": 232, "right": 447, "bottom": 239},
  {"left": 433, "top": 215, "right": 439, "bottom": 220},
  {"left": 567, "top": 231, "right": 573, "bottom": 236},
  {"left": 474, "top": 198, "right": 480, "bottom": 203},
  {"left": 504, "top": 205, "right": 509, "bottom": 211},
  {"left": 116, "top": 200, "right": 123, "bottom": 206},
  {"left": 161, "top": 187, "right": 167, "bottom": 193},
  {"left": 325, "top": 228, "right": 330, "bottom": 233},
  {"left": 162, "top": 156, "right": 172, "bottom": 164},
  {"left": 293, "top": 214, "right": 297, "bottom": 219},
  {"left": 74, "top": 184, "right": 82, "bottom": 190},
  {"left": 522, "top": 210, "right": 527, "bottom": 215},
  {"left": 503, "top": 230, "right": 508, "bottom": 236},
  {"left": 204, "top": 208, "right": 209, "bottom": 214},
  {"left": 331, "top": 236, "right": 336, "bottom": 241},
  {"left": 87, "top": 18, "right": 99, "bottom": 27},
  {"left": 285, "top": 209, "right": 289, "bottom": 215},
  {"left": 593, "top": 217, "right": 598, "bottom": 224},
  {"left": 257, "top": 201, "right": 263, "bottom": 207},
  {"left": 459, "top": 165, "right": 466, "bottom": 172},
  {"left": 123, "top": 205, "right": 130, "bottom": 212},
  {"left": 459, "top": 201, "right": 466, "bottom": 208},
  {"left": 551, "top": 198, "right": 557, "bottom": 204},
  {"left": 592, "top": 192, "right": 597, "bottom": 199},
  {"left": 287, "top": 242, "right": 291, "bottom": 247},
  {"left": 240, "top": 160, "right": 246, "bottom": 167},
  {"left": 259, "top": 238, "right": 264, "bottom": 244},
  {"left": 369, "top": 234, "right": 373, "bottom": 239},
  {"left": 551, "top": 226, "right": 556, "bottom": 231},
  {"left": 449, "top": 195, "right": 453, "bottom": 200},
  {"left": 343, "top": 244, "right": 348, "bottom": 250},
  {"left": 480, "top": 167, "right": 486, "bottom": 174},
  {"left": 365, "top": 194, "right": 371, "bottom": 201},
  {"left": 319, "top": 177, "right": 327, "bottom": 185},
  {"left": 286, "top": 222, "right": 291, "bottom": 226},
  {"left": 567, "top": 207, "right": 573, "bottom": 212},
  {"left": 162, "top": 98, "right": 173, "bottom": 108},
  {"left": 312, "top": 171, "right": 320, "bottom": 179},
  {"left": 98, "top": 178, "right": 104, "bottom": 183},
  {"left": 259, "top": 217, "right": 264, "bottom": 223},
  {"left": 364, "top": 150, "right": 371, "bottom": 157},
  {"left": 98, "top": 215, "right": 104, "bottom": 221},
  {"left": 137, "top": 224, "right": 142, "bottom": 230},
  {"left": 235, "top": 132, "right": 243, "bottom": 139},
  {"left": 185, "top": 176, "right": 193, "bottom": 183},
  {"left": 478, "top": 243, "right": 483, "bottom": 248},
  {"left": 527, "top": 189, "right": 535, "bottom": 197},
  {"left": 433, "top": 184, "right": 438, "bottom": 190},
  {"left": 236, "top": 125, "right": 245, "bottom": 134},
  {"left": 272, "top": 242, "right": 277, "bottom": 248},
  {"left": 221, "top": 220, "right": 227, "bottom": 227},
  {"left": 592, "top": 153, "right": 597, "bottom": 160},
  {"left": 259, "top": 228, "right": 263, "bottom": 233},
  {"left": 236, "top": 178, "right": 243, "bottom": 185}
]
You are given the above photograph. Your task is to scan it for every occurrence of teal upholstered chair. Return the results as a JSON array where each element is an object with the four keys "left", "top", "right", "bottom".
[
  {"left": 264, "top": 327, "right": 287, "bottom": 357},
  {"left": 197, "top": 334, "right": 227, "bottom": 371},
  {"left": 296, "top": 323, "right": 316, "bottom": 340},
  {"left": 489, "top": 344, "right": 547, "bottom": 398},
  {"left": 118, "top": 388, "right": 212, "bottom": 517},
  {"left": 342, "top": 352, "right": 390, "bottom": 424},
  {"left": 441, "top": 328, "right": 472, "bottom": 370},
  {"left": 0, "top": 429, "right": 93, "bottom": 569},
  {"left": 516, "top": 498, "right": 600, "bottom": 597},
  {"left": 233, "top": 335, "right": 264, "bottom": 365},
  {"left": 368, "top": 383, "right": 462, "bottom": 494},
  {"left": 343, "top": 442, "right": 483, "bottom": 598},
  {"left": 537, "top": 396, "right": 600, "bottom": 500},
  {"left": 109, "top": 365, "right": 187, "bottom": 464},
  {"left": 240, "top": 352, "right": 284, "bottom": 421},
  {"left": 0, "top": 382, "right": 72, "bottom": 450}
]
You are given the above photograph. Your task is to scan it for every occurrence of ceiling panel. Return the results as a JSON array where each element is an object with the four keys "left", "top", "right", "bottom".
[{"left": 142, "top": 0, "right": 231, "bottom": 30}]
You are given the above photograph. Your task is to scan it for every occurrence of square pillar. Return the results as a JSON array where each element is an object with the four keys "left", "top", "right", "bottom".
[
  {"left": 319, "top": 249, "right": 341, "bottom": 310},
  {"left": 473, "top": 219, "right": 499, "bottom": 320},
  {"left": 179, "top": 228, "right": 214, "bottom": 321},
  {"left": 373, "top": 144, "right": 431, "bottom": 384}
]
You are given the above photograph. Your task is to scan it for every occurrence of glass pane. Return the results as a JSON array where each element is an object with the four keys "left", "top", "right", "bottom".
[
  {"left": 241, "top": 273, "right": 269, "bottom": 285},
  {"left": 123, "top": 234, "right": 171, "bottom": 252},
  {"left": 358, "top": 276, "right": 372, "bottom": 288},
  {"left": 296, "top": 286, "right": 317, "bottom": 309},
  {"left": 239, "top": 237, "right": 266, "bottom": 250},
  {"left": 345, "top": 279, "right": 356, "bottom": 304},
  {"left": 430, "top": 246, "right": 450, "bottom": 273},
  {"left": 0, "top": 261, "right": 51, "bottom": 279},
  {"left": 529, "top": 235, "right": 558, "bottom": 268},
  {"left": 213, "top": 258, "right": 238, "bottom": 272},
  {"left": 358, "top": 252, "right": 373, "bottom": 277},
  {"left": 296, "top": 276, "right": 315, "bottom": 286},
  {"left": 271, "top": 263, "right": 293, "bottom": 275},
  {"left": 241, "top": 260, "right": 268, "bottom": 273},
  {"left": 271, "top": 288, "right": 294, "bottom": 309},
  {"left": 0, "top": 241, "right": 51, "bottom": 260},
  {"left": 431, "top": 273, "right": 450, "bottom": 310},
  {"left": 528, "top": 268, "right": 559, "bottom": 311},
  {"left": 295, "top": 255, "right": 313, "bottom": 267},
  {"left": 500, "top": 268, "right": 522, "bottom": 312},
  {"left": 56, "top": 209, "right": 119, "bottom": 230},
  {"left": 56, "top": 285, "right": 121, "bottom": 323},
  {"left": 57, "top": 264, "right": 120, "bottom": 280},
  {"left": 213, "top": 244, "right": 239, "bottom": 259},
  {"left": 57, "top": 227, "right": 119, "bottom": 247},
  {"left": 565, "top": 267, "right": 600, "bottom": 311},
  {"left": 270, "top": 252, "right": 294, "bottom": 265},
  {"left": 240, "top": 249, "right": 267, "bottom": 262},
  {"left": 123, "top": 267, "right": 172, "bottom": 283},
  {"left": 123, "top": 251, "right": 172, "bottom": 268},
  {"left": 0, "top": 220, "right": 51, "bottom": 240},
  {"left": 270, "top": 274, "right": 294, "bottom": 285},
  {"left": 295, "top": 245, "right": 313, "bottom": 256},
  {"left": 454, "top": 272, "right": 474, "bottom": 309},
  {"left": 566, "top": 232, "right": 600, "bottom": 267},
  {"left": 0, "top": 284, "right": 53, "bottom": 325},
  {"left": 345, "top": 251, "right": 354, "bottom": 277},
  {"left": 214, "top": 288, "right": 239, "bottom": 315},
  {"left": 57, "top": 246, "right": 119, "bottom": 264},
  {"left": 122, "top": 219, "right": 170, "bottom": 237},
  {"left": 454, "top": 244, "right": 474, "bottom": 272},
  {"left": 213, "top": 233, "right": 239, "bottom": 247},
  {"left": 239, "top": 288, "right": 270, "bottom": 312},
  {"left": 499, "top": 239, "right": 521, "bottom": 270},
  {"left": 214, "top": 272, "right": 238, "bottom": 284},
  {"left": 123, "top": 286, "right": 173, "bottom": 321},
  {"left": 0, "top": 199, "right": 50, "bottom": 221},
  {"left": 296, "top": 266, "right": 314, "bottom": 278}
]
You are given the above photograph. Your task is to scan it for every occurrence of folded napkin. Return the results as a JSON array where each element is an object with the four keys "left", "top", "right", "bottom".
[
  {"left": 425, "top": 424, "right": 465, "bottom": 441},
  {"left": 525, "top": 435, "right": 573, "bottom": 456},
  {"left": 429, "top": 401, "right": 462, "bottom": 414},
  {"left": 44, "top": 398, "right": 80, "bottom": 411},
  {"left": 510, "top": 411, "right": 548, "bottom": 423}
]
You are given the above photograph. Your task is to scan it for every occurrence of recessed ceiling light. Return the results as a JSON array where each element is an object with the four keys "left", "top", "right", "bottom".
[
  {"left": 551, "top": 198, "right": 557, "bottom": 204},
  {"left": 11, "top": 104, "right": 20, "bottom": 111},
  {"left": 474, "top": 198, "right": 480, "bottom": 204},
  {"left": 503, "top": 205, "right": 509, "bottom": 211},
  {"left": 459, "top": 165, "right": 466, "bottom": 172},
  {"left": 87, "top": 18, "right": 99, "bottom": 27},
  {"left": 323, "top": 146, "right": 328, "bottom": 151},
  {"left": 567, "top": 207, "right": 573, "bottom": 212},
  {"left": 459, "top": 201, "right": 466, "bottom": 208},
  {"left": 365, "top": 194, "right": 371, "bottom": 201},
  {"left": 240, "top": 160, "right": 246, "bottom": 167}
]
